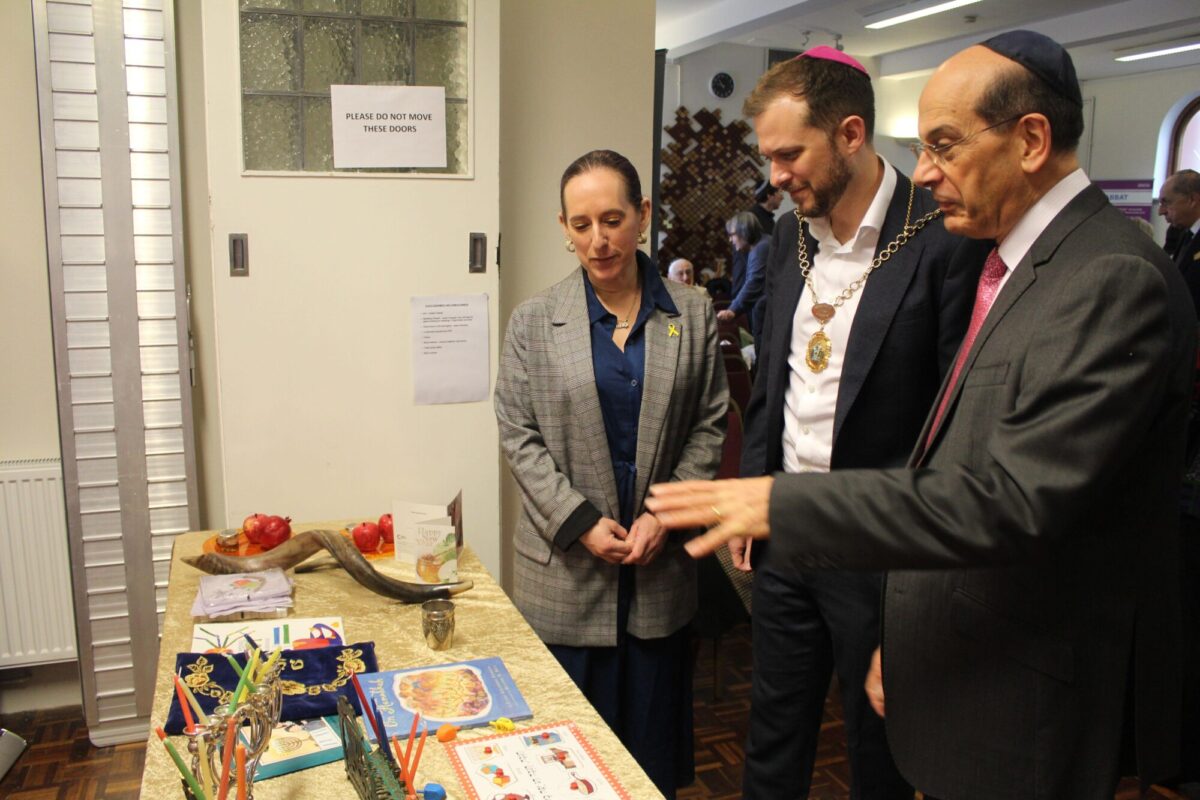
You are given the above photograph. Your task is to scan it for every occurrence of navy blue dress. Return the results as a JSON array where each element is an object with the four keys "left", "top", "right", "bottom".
[{"left": 547, "top": 262, "right": 694, "bottom": 798}]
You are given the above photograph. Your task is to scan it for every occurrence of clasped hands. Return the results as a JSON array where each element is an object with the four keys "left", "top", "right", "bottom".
[{"left": 580, "top": 512, "right": 669, "bottom": 565}]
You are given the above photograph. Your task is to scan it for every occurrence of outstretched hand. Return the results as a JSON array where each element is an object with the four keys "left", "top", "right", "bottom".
[{"left": 645, "top": 476, "right": 774, "bottom": 558}]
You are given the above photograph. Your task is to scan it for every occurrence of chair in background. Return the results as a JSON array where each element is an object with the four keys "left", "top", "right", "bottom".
[{"left": 724, "top": 353, "right": 752, "bottom": 419}]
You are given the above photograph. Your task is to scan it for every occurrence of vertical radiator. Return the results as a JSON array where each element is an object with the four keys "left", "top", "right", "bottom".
[{"left": 0, "top": 458, "right": 77, "bottom": 667}]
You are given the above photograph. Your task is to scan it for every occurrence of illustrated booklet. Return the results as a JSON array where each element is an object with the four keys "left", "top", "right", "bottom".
[
  {"left": 252, "top": 716, "right": 345, "bottom": 780},
  {"left": 446, "top": 721, "right": 630, "bottom": 800},
  {"left": 357, "top": 656, "right": 531, "bottom": 743},
  {"left": 190, "top": 616, "right": 346, "bottom": 654}
]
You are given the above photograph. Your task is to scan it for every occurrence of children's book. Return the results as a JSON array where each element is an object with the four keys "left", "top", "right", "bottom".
[
  {"left": 190, "top": 617, "right": 345, "bottom": 654},
  {"left": 252, "top": 716, "right": 345, "bottom": 781},
  {"left": 445, "top": 721, "right": 630, "bottom": 800},
  {"left": 357, "top": 656, "right": 531, "bottom": 742}
]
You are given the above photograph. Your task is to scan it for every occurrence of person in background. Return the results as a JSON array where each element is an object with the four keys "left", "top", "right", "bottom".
[
  {"left": 667, "top": 257, "right": 696, "bottom": 285},
  {"left": 494, "top": 149, "right": 728, "bottom": 799},
  {"left": 1160, "top": 169, "right": 1200, "bottom": 315},
  {"left": 718, "top": 212, "right": 768, "bottom": 335},
  {"left": 749, "top": 178, "right": 783, "bottom": 236},
  {"left": 723, "top": 45, "right": 982, "bottom": 800},
  {"left": 649, "top": 30, "right": 1194, "bottom": 800}
]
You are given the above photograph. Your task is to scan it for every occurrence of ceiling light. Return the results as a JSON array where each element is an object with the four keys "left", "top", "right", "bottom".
[
  {"left": 1114, "top": 40, "right": 1200, "bottom": 62},
  {"left": 863, "top": 0, "right": 983, "bottom": 30}
]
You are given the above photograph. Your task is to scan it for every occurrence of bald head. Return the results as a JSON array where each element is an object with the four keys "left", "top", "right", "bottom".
[
  {"left": 1161, "top": 170, "right": 1200, "bottom": 230},
  {"left": 667, "top": 258, "right": 696, "bottom": 286}
]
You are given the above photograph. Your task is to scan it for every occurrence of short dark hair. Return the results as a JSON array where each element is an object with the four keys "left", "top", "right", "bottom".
[
  {"left": 1167, "top": 169, "right": 1200, "bottom": 199},
  {"left": 743, "top": 56, "right": 875, "bottom": 141},
  {"left": 559, "top": 149, "right": 643, "bottom": 215},
  {"left": 975, "top": 62, "right": 1084, "bottom": 154},
  {"left": 727, "top": 211, "right": 764, "bottom": 246}
]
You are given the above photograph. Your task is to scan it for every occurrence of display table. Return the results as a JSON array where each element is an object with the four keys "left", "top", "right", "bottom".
[{"left": 139, "top": 524, "right": 663, "bottom": 799}]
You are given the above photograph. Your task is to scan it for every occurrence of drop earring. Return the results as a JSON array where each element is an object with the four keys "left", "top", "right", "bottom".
[
  {"left": 637, "top": 232, "right": 647, "bottom": 244},
  {"left": 564, "top": 239, "right": 576, "bottom": 252}
]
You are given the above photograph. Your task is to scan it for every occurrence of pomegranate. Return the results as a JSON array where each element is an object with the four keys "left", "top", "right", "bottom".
[
  {"left": 378, "top": 513, "right": 394, "bottom": 544},
  {"left": 257, "top": 515, "right": 292, "bottom": 551},
  {"left": 352, "top": 521, "right": 381, "bottom": 553},
  {"left": 241, "top": 513, "right": 268, "bottom": 544}
]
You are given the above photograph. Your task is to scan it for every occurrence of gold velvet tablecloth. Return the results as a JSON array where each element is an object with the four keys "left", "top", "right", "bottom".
[{"left": 139, "top": 524, "right": 663, "bottom": 799}]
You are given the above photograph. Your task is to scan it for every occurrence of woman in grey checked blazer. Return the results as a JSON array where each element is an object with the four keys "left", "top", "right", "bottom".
[{"left": 495, "top": 150, "right": 728, "bottom": 797}]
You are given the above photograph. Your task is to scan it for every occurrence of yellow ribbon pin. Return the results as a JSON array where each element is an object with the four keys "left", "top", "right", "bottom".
[{"left": 668, "top": 323, "right": 680, "bottom": 337}]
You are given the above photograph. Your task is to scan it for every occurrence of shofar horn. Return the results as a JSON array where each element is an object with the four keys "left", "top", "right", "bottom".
[{"left": 182, "top": 528, "right": 473, "bottom": 602}]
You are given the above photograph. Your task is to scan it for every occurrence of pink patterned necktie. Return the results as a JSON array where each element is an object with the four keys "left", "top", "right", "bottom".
[{"left": 926, "top": 247, "right": 1007, "bottom": 448}]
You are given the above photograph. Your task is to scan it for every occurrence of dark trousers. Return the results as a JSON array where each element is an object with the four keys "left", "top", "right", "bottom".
[
  {"left": 1180, "top": 521, "right": 1200, "bottom": 783},
  {"left": 744, "top": 553, "right": 912, "bottom": 800}
]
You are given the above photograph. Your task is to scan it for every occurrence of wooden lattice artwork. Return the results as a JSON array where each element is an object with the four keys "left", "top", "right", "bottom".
[{"left": 659, "top": 106, "right": 765, "bottom": 276}]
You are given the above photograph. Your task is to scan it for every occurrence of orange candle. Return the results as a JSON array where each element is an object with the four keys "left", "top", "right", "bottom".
[
  {"left": 216, "top": 717, "right": 236, "bottom": 800},
  {"left": 174, "top": 674, "right": 196, "bottom": 732},
  {"left": 235, "top": 743, "right": 247, "bottom": 800},
  {"left": 410, "top": 727, "right": 428, "bottom": 783},
  {"left": 402, "top": 712, "right": 420, "bottom": 774}
]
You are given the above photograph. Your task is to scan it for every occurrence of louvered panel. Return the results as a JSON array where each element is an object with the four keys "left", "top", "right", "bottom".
[
  {"left": 138, "top": 319, "right": 176, "bottom": 346},
  {"left": 79, "top": 509, "right": 121, "bottom": 538},
  {"left": 67, "top": 346, "right": 112, "bottom": 377},
  {"left": 135, "top": 263, "right": 174, "bottom": 288},
  {"left": 144, "top": 427, "right": 184, "bottom": 455},
  {"left": 72, "top": 401, "right": 115, "bottom": 432},
  {"left": 49, "top": 32, "right": 95, "bottom": 63},
  {"left": 59, "top": 178, "right": 103, "bottom": 206},
  {"left": 54, "top": 92, "right": 98, "bottom": 121},
  {"left": 137, "top": 290, "right": 175, "bottom": 319},
  {"left": 61, "top": 236, "right": 105, "bottom": 264},
  {"left": 149, "top": 505, "right": 188, "bottom": 532},
  {"left": 122, "top": 7, "right": 162, "bottom": 39},
  {"left": 66, "top": 320, "right": 110, "bottom": 348},
  {"left": 130, "top": 179, "right": 169, "bottom": 207},
  {"left": 132, "top": 207, "right": 170, "bottom": 235},
  {"left": 73, "top": 431, "right": 117, "bottom": 460},
  {"left": 64, "top": 291, "right": 109, "bottom": 321},
  {"left": 143, "top": 400, "right": 182, "bottom": 428},
  {"left": 146, "top": 453, "right": 185, "bottom": 482},
  {"left": 124, "top": 38, "right": 163, "bottom": 67},
  {"left": 126, "top": 94, "right": 165, "bottom": 123},
  {"left": 76, "top": 457, "right": 118, "bottom": 486},
  {"left": 70, "top": 376, "right": 114, "bottom": 404},
  {"left": 141, "top": 374, "right": 180, "bottom": 402},
  {"left": 140, "top": 345, "right": 178, "bottom": 373},
  {"left": 56, "top": 149, "right": 101, "bottom": 177}
]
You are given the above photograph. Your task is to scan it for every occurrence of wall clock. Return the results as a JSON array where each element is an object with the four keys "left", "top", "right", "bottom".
[{"left": 709, "top": 71, "right": 735, "bottom": 99}]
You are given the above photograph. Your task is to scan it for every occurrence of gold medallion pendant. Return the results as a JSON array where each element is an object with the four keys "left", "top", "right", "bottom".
[{"left": 806, "top": 331, "right": 832, "bottom": 372}]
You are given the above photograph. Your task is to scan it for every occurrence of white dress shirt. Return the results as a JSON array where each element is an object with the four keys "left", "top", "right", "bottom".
[
  {"left": 781, "top": 159, "right": 896, "bottom": 474},
  {"left": 995, "top": 168, "right": 1091, "bottom": 291}
]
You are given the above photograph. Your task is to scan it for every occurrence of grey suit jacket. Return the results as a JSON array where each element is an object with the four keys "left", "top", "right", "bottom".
[
  {"left": 495, "top": 265, "right": 728, "bottom": 647},
  {"left": 766, "top": 185, "right": 1196, "bottom": 798}
]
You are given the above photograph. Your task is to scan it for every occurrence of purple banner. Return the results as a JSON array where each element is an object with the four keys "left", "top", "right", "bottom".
[{"left": 1095, "top": 179, "right": 1154, "bottom": 221}]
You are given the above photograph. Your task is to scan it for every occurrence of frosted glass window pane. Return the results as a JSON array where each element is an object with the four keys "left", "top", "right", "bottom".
[
  {"left": 361, "top": 22, "right": 411, "bottom": 85},
  {"left": 50, "top": 32, "right": 95, "bottom": 63},
  {"left": 56, "top": 150, "right": 101, "bottom": 178},
  {"left": 59, "top": 178, "right": 102, "bottom": 207},
  {"left": 60, "top": 208, "right": 104, "bottom": 235},
  {"left": 125, "top": 38, "right": 164, "bottom": 67},
  {"left": 241, "top": 14, "right": 298, "bottom": 92},
  {"left": 414, "top": 24, "right": 466, "bottom": 98},
  {"left": 79, "top": 485, "right": 120, "bottom": 514},
  {"left": 68, "top": 346, "right": 111, "bottom": 376},
  {"left": 62, "top": 237, "right": 106, "bottom": 265},
  {"left": 78, "top": 457, "right": 119, "bottom": 486},
  {"left": 148, "top": 480, "right": 188, "bottom": 507},
  {"left": 55, "top": 93, "right": 99, "bottom": 121},
  {"left": 145, "top": 427, "right": 184, "bottom": 455},
  {"left": 75, "top": 431, "right": 117, "bottom": 459},
  {"left": 303, "top": 97, "right": 333, "bottom": 171},
  {"left": 67, "top": 320, "right": 111, "bottom": 348},
  {"left": 303, "top": 0, "right": 357, "bottom": 11},
  {"left": 123, "top": 8, "right": 164, "bottom": 40},
  {"left": 139, "top": 319, "right": 177, "bottom": 346},
  {"left": 73, "top": 402, "right": 115, "bottom": 432},
  {"left": 126, "top": 66, "right": 166, "bottom": 96},
  {"left": 50, "top": 60, "right": 96, "bottom": 91},
  {"left": 362, "top": 0, "right": 408, "bottom": 15},
  {"left": 133, "top": 208, "right": 172, "bottom": 235},
  {"left": 131, "top": 179, "right": 170, "bottom": 207},
  {"left": 442, "top": 100, "right": 466, "bottom": 173},
  {"left": 64, "top": 264, "right": 107, "bottom": 291},
  {"left": 65, "top": 291, "right": 109, "bottom": 321},
  {"left": 302, "top": 18, "right": 355, "bottom": 92},
  {"left": 128, "top": 95, "right": 167, "bottom": 123},
  {"left": 129, "top": 123, "right": 168, "bottom": 152},
  {"left": 140, "top": 345, "right": 179, "bottom": 373},
  {"left": 130, "top": 152, "right": 170, "bottom": 179},
  {"left": 243, "top": 95, "right": 301, "bottom": 170},
  {"left": 146, "top": 454, "right": 185, "bottom": 482},
  {"left": 134, "top": 236, "right": 173, "bottom": 264},
  {"left": 415, "top": 0, "right": 465, "bottom": 21},
  {"left": 137, "top": 290, "right": 176, "bottom": 318},
  {"left": 143, "top": 399, "right": 183, "bottom": 427},
  {"left": 136, "top": 263, "right": 175, "bottom": 290},
  {"left": 72, "top": 376, "right": 115, "bottom": 404},
  {"left": 142, "top": 374, "right": 181, "bottom": 401},
  {"left": 150, "top": 505, "right": 189, "bottom": 532}
]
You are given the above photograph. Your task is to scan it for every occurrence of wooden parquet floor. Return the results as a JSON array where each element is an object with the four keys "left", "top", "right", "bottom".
[{"left": 0, "top": 624, "right": 1187, "bottom": 799}]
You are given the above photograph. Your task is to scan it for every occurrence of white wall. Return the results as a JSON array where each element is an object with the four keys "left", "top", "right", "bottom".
[
  {"left": 0, "top": 2, "right": 60, "bottom": 462},
  {"left": 497, "top": 1, "right": 657, "bottom": 589}
]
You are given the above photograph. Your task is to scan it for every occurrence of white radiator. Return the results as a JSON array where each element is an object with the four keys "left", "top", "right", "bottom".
[{"left": 0, "top": 458, "right": 77, "bottom": 667}]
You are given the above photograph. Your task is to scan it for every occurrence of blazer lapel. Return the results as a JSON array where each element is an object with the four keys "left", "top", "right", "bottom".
[
  {"left": 634, "top": 304, "right": 683, "bottom": 509},
  {"left": 551, "top": 275, "right": 620, "bottom": 518},
  {"left": 834, "top": 170, "right": 924, "bottom": 444}
]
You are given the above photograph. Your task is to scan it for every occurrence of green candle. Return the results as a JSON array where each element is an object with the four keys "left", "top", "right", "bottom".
[{"left": 156, "top": 726, "right": 207, "bottom": 800}]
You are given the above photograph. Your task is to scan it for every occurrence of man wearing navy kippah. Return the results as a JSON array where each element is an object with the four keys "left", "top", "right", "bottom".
[{"left": 649, "top": 30, "right": 1195, "bottom": 800}]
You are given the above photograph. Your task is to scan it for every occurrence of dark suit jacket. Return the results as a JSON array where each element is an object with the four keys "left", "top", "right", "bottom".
[
  {"left": 742, "top": 167, "right": 986, "bottom": 478},
  {"left": 767, "top": 184, "right": 1196, "bottom": 799},
  {"left": 1175, "top": 226, "right": 1200, "bottom": 315}
]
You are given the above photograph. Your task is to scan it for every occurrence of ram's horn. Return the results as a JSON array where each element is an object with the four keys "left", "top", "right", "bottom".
[{"left": 182, "top": 529, "right": 473, "bottom": 602}]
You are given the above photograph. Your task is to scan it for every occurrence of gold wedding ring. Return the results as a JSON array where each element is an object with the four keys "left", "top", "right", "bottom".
[{"left": 711, "top": 505, "right": 724, "bottom": 520}]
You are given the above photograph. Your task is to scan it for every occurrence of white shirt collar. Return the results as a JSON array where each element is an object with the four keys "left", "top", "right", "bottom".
[
  {"left": 807, "top": 156, "right": 897, "bottom": 252},
  {"left": 997, "top": 168, "right": 1091, "bottom": 269}
]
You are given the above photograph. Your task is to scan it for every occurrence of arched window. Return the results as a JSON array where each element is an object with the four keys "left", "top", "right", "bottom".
[{"left": 1169, "top": 95, "right": 1200, "bottom": 173}]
